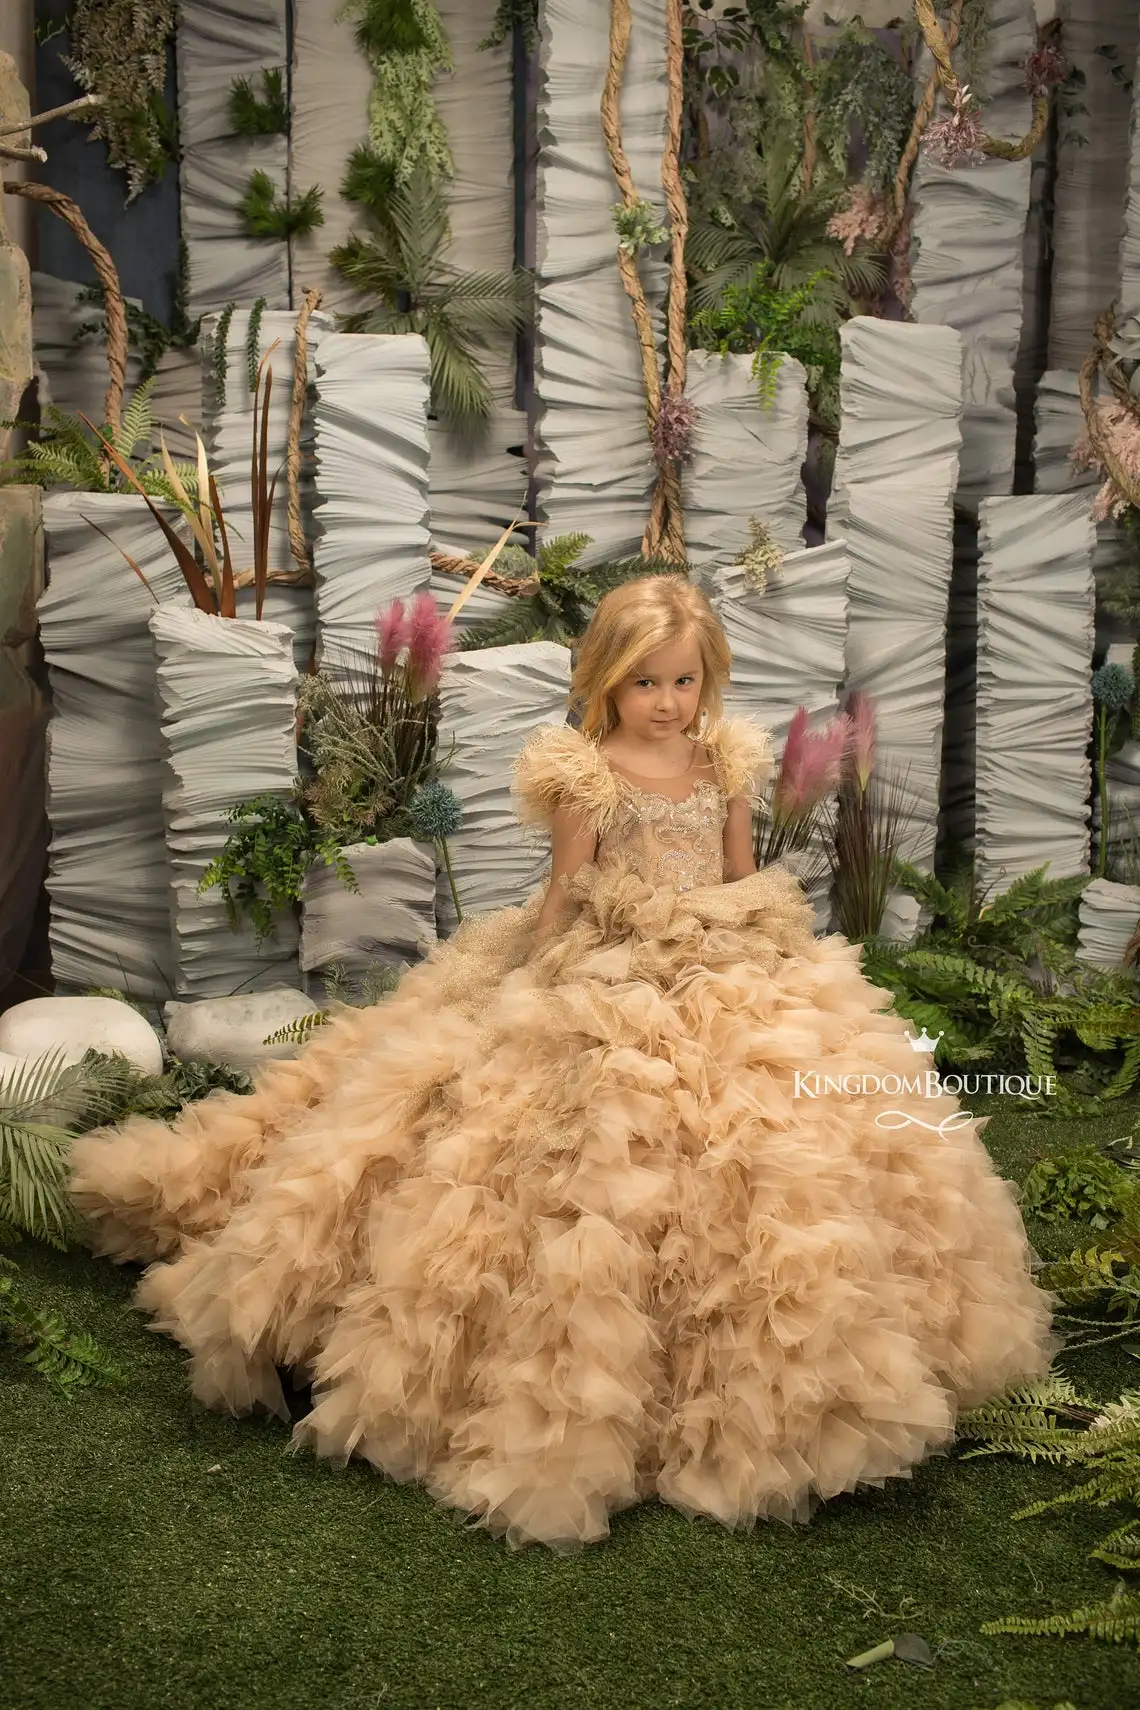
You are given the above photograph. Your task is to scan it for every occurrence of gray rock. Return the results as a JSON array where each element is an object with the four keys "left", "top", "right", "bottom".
[{"left": 163, "top": 987, "right": 317, "bottom": 1070}]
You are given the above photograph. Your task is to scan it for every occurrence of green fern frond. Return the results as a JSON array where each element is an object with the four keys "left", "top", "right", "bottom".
[
  {"left": 983, "top": 865, "right": 1088, "bottom": 927},
  {"left": 0, "top": 1274, "right": 126, "bottom": 1397},
  {"left": 958, "top": 1374, "right": 1095, "bottom": 1437},
  {"left": 981, "top": 1584, "right": 1140, "bottom": 1645},
  {"left": 263, "top": 1013, "right": 328, "bottom": 1046},
  {"left": 115, "top": 375, "right": 155, "bottom": 461},
  {"left": 1094, "top": 1519, "right": 1140, "bottom": 1570},
  {"left": 536, "top": 532, "right": 592, "bottom": 585},
  {"left": 459, "top": 600, "right": 545, "bottom": 651}
]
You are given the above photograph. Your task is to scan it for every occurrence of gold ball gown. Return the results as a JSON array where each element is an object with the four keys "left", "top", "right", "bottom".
[{"left": 69, "top": 715, "right": 1058, "bottom": 1552}]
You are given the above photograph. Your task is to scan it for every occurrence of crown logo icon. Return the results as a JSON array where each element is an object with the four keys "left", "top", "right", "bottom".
[{"left": 907, "top": 1026, "right": 943, "bottom": 1054}]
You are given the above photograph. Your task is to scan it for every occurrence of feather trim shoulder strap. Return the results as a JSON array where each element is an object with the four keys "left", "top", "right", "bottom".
[
  {"left": 511, "top": 722, "right": 621, "bottom": 838},
  {"left": 699, "top": 714, "right": 775, "bottom": 803}
]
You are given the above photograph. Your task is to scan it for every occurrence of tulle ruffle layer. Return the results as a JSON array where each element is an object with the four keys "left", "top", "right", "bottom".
[{"left": 69, "top": 864, "right": 1058, "bottom": 1551}]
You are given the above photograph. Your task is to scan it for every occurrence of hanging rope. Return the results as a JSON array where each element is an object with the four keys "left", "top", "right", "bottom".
[
  {"left": 601, "top": 0, "right": 688, "bottom": 563},
  {"left": 884, "top": 0, "right": 964, "bottom": 241},
  {"left": 3, "top": 179, "right": 126, "bottom": 439},
  {"left": 286, "top": 286, "right": 322, "bottom": 576},
  {"left": 913, "top": 0, "right": 1055, "bottom": 158},
  {"left": 651, "top": 0, "right": 689, "bottom": 565}
]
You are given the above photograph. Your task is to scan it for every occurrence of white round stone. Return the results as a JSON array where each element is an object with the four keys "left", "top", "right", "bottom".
[
  {"left": 163, "top": 987, "right": 317, "bottom": 1072},
  {"left": 0, "top": 996, "right": 164, "bottom": 1077}
]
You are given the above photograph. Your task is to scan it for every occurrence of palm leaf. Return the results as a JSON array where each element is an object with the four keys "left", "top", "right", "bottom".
[
  {"left": 423, "top": 314, "right": 493, "bottom": 425},
  {"left": 327, "top": 232, "right": 404, "bottom": 306},
  {"left": 433, "top": 267, "right": 533, "bottom": 335}
]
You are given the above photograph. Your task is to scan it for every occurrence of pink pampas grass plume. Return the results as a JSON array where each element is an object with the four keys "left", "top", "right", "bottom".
[
  {"left": 771, "top": 708, "right": 853, "bottom": 826},
  {"left": 375, "top": 598, "right": 411, "bottom": 676},
  {"left": 844, "top": 691, "right": 877, "bottom": 795},
  {"left": 405, "top": 589, "right": 454, "bottom": 702}
]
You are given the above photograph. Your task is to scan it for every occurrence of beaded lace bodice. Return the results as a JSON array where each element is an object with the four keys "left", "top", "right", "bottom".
[
  {"left": 595, "top": 769, "right": 728, "bottom": 893},
  {"left": 512, "top": 715, "right": 773, "bottom": 897}
]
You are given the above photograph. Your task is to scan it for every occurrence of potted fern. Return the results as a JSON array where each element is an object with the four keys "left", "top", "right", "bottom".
[
  {"left": 296, "top": 591, "right": 463, "bottom": 983},
  {"left": 201, "top": 591, "right": 464, "bottom": 986}
]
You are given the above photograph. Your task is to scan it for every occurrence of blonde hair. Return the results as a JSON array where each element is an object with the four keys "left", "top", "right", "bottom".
[{"left": 569, "top": 575, "right": 731, "bottom": 739}]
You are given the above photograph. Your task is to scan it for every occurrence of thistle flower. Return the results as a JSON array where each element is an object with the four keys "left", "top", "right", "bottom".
[
  {"left": 826, "top": 184, "right": 887, "bottom": 258},
  {"left": 405, "top": 590, "right": 454, "bottom": 702},
  {"left": 1023, "top": 41, "right": 1066, "bottom": 97},
  {"left": 1092, "top": 662, "right": 1136, "bottom": 713},
  {"left": 375, "top": 598, "right": 411, "bottom": 675},
  {"left": 771, "top": 709, "right": 853, "bottom": 827},
  {"left": 923, "top": 86, "right": 987, "bottom": 169},
  {"left": 408, "top": 780, "right": 463, "bottom": 841},
  {"left": 652, "top": 394, "right": 700, "bottom": 468},
  {"left": 844, "top": 691, "right": 877, "bottom": 795}
]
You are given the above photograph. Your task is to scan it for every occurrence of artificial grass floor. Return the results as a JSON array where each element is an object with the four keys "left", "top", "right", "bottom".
[{"left": 3, "top": 1105, "right": 1140, "bottom": 1710}]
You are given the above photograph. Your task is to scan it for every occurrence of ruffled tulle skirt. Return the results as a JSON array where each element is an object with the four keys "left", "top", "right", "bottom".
[{"left": 69, "top": 862, "right": 1058, "bottom": 1551}]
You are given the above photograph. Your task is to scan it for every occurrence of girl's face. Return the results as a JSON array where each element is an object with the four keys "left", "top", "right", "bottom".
[{"left": 609, "top": 633, "right": 705, "bottom": 743}]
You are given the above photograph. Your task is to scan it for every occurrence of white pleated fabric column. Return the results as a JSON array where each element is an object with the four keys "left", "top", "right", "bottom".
[
  {"left": 683, "top": 352, "right": 807, "bottom": 570},
  {"left": 1121, "top": 59, "right": 1140, "bottom": 321},
  {"left": 1077, "top": 878, "right": 1140, "bottom": 967},
  {"left": 435, "top": 641, "right": 572, "bottom": 932},
  {"left": 39, "top": 495, "right": 191, "bottom": 998},
  {"left": 709, "top": 540, "right": 851, "bottom": 933},
  {"left": 909, "top": 0, "right": 1035, "bottom": 505},
  {"left": 427, "top": 0, "right": 528, "bottom": 561},
  {"left": 150, "top": 608, "right": 301, "bottom": 998},
  {"left": 311, "top": 332, "right": 432, "bottom": 675},
  {"left": 974, "top": 493, "right": 1096, "bottom": 894},
  {"left": 534, "top": 0, "right": 668, "bottom": 564},
  {"left": 709, "top": 540, "right": 850, "bottom": 736},
  {"left": 288, "top": 0, "right": 372, "bottom": 312},
  {"left": 1047, "top": 0, "right": 1139, "bottom": 371},
  {"left": 177, "top": 0, "right": 290, "bottom": 316},
  {"left": 829, "top": 317, "right": 963, "bottom": 935}
]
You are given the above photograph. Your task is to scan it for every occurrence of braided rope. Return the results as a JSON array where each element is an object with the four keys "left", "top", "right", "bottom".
[
  {"left": 914, "top": 0, "right": 1054, "bottom": 160},
  {"left": 287, "top": 286, "right": 322, "bottom": 575},
  {"left": 652, "top": 0, "right": 689, "bottom": 565},
  {"left": 885, "top": 0, "right": 964, "bottom": 241},
  {"left": 4, "top": 179, "right": 126, "bottom": 439},
  {"left": 430, "top": 549, "right": 539, "bottom": 598}
]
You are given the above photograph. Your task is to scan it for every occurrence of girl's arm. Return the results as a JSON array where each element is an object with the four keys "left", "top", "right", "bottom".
[
  {"left": 532, "top": 801, "right": 598, "bottom": 940},
  {"left": 723, "top": 794, "right": 758, "bottom": 883}
]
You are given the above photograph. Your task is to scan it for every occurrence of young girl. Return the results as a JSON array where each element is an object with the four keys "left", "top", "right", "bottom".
[{"left": 69, "top": 575, "right": 1057, "bottom": 1553}]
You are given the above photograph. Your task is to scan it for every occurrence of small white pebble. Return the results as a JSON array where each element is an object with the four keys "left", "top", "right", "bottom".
[{"left": 206, "top": 1464, "right": 222, "bottom": 1473}]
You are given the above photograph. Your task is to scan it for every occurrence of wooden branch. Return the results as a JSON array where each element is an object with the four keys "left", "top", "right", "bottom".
[
  {"left": 0, "top": 141, "right": 47, "bottom": 164},
  {"left": 0, "top": 93, "right": 102, "bottom": 138}
]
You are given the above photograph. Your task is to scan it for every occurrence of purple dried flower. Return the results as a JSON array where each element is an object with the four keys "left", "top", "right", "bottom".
[
  {"left": 1023, "top": 41, "right": 1066, "bottom": 96},
  {"left": 923, "top": 85, "right": 988, "bottom": 169},
  {"left": 652, "top": 393, "right": 699, "bottom": 468}
]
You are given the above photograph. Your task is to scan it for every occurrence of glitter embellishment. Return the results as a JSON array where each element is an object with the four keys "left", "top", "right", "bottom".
[{"left": 596, "top": 778, "right": 727, "bottom": 892}]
